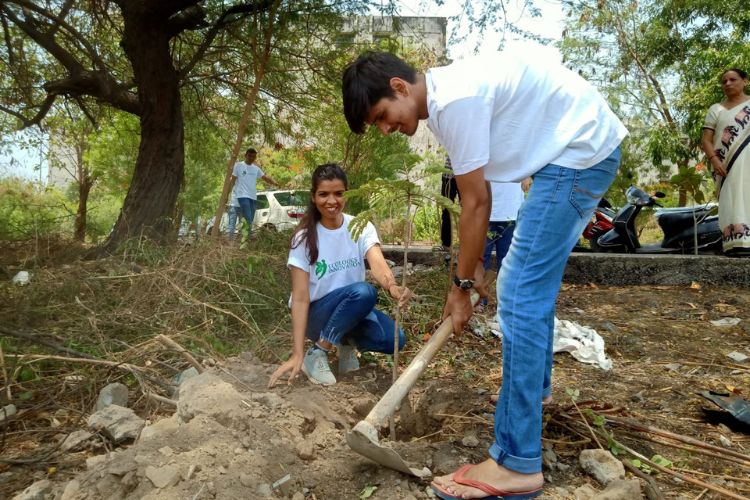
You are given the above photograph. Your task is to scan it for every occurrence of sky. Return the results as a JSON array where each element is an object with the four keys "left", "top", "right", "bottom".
[{"left": 1, "top": 0, "right": 564, "bottom": 182}]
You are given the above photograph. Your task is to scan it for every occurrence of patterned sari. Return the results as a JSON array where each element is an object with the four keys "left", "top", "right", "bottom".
[{"left": 704, "top": 100, "right": 750, "bottom": 255}]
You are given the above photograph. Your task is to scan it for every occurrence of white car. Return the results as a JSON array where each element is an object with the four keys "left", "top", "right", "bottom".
[{"left": 206, "top": 190, "right": 307, "bottom": 235}]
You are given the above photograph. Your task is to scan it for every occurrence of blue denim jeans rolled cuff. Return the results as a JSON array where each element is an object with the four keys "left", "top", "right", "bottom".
[
  {"left": 489, "top": 444, "right": 542, "bottom": 474},
  {"left": 305, "top": 282, "right": 405, "bottom": 353},
  {"left": 493, "top": 145, "right": 621, "bottom": 474}
]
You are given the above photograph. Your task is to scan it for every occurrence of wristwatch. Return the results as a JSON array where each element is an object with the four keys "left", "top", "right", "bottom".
[{"left": 453, "top": 276, "right": 475, "bottom": 291}]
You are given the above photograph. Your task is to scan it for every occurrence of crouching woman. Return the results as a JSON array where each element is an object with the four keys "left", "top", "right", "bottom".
[{"left": 268, "top": 163, "right": 411, "bottom": 387}]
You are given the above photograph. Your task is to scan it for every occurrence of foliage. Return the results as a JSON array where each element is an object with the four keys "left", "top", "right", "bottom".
[
  {"left": 346, "top": 152, "right": 458, "bottom": 242},
  {"left": 560, "top": 0, "right": 750, "bottom": 204},
  {"left": 0, "top": 178, "right": 71, "bottom": 240}
]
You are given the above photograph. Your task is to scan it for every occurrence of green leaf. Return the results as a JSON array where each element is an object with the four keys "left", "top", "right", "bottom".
[
  {"left": 19, "top": 391, "right": 33, "bottom": 401},
  {"left": 359, "top": 485, "right": 377, "bottom": 499},
  {"left": 592, "top": 414, "right": 606, "bottom": 427},
  {"left": 651, "top": 454, "right": 673, "bottom": 468}
]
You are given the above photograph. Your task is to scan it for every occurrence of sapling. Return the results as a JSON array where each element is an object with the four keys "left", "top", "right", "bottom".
[{"left": 348, "top": 152, "right": 460, "bottom": 437}]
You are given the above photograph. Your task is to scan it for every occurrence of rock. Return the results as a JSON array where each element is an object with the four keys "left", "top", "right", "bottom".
[
  {"left": 719, "top": 435, "right": 732, "bottom": 448},
  {"left": 461, "top": 433, "right": 480, "bottom": 447},
  {"left": 291, "top": 493, "right": 305, "bottom": 500},
  {"left": 591, "top": 479, "right": 642, "bottom": 500},
  {"left": 579, "top": 449, "right": 625, "bottom": 486},
  {"left": 86, "top": 454, "right": 107, "bottom": 469},
  {"left": 176, "top": 373, "right": 243, "bottom": 425},
  {"left": 295, "top": 440, "right": 315, "bottom": 460},
  {"left": 96, "top": 382, "right": 129, "bottom": 411},
  {"left": 574, "top": 483, "right": 600, "bottom": 499},
  {"left": 727, "top": 351, "right": 749, "bottom": 363},
  {"left": 139, "top": 415, "right": 179, "bottom": 441},
  {"left": 0, "top": 404, "right": 17, "bottom": 422},
  {"left": 12, "top": 270, "right": 30, "bottom": 285},
  {"left": 11, "top": 480, "right": 51, "bottom": 500},
  {"left": 145, "top": 464, "right": 181, "bottom": 488},
  {"left": 171, "top": 367, "right": 199, "bottom": 387},
  {"left": 60, "top": 429, "right": 93, "bottom": 452},
  {"left": 60, "top": 480, "right": 80, "bottom": 500},
  {"left": 87, "top": 405, "right": 145, "bottom": 442}
]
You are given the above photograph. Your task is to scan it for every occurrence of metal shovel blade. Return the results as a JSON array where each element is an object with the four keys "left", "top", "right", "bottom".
[
  {"left": 346, "top": 293, "right": 477, "bottom": 477},
  {"left": 347, "top": 421, "right": 431, "bottom": 478}
]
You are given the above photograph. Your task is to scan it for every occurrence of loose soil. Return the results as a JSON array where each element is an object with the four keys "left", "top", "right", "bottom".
[{"left": 2, "top": 243, "right": 749, "bottom": 499}]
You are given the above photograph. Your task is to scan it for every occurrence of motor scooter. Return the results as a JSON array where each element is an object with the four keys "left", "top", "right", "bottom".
[
  {"left": 582, "top": 198, "right": 616, "bottom": 252},
  {"left": 594, "top": 186, "right": 722, "bottom": 254}
]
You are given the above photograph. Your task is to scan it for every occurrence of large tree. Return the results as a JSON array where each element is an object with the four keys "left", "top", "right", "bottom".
[{"left": 0, "top": 0, "right": 354, "bottom": 252}]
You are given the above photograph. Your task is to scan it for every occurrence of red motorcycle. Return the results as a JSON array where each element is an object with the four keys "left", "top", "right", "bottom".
[{"left": 581, "top": 198, "right": 615, "bottom": 252}]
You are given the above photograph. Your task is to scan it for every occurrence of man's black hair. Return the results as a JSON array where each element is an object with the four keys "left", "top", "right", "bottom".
[
  {"left": 342, "top": 52, "right": 417, "bottom": 134},
  {"left": 245, "top": 148, "right": 257, "bottom": 154}
]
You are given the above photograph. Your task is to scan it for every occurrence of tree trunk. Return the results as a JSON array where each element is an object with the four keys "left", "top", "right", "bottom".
[
  {"left": 73, "top": 140, "right": 95, "bottom": 242},
  {"left": 100, "top": 10, "right": 184, "bottom": 253},
  {"left": 74, "top": 173, "right": 94, "bottom": 242}
]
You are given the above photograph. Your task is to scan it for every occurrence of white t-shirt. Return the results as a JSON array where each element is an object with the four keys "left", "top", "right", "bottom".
[
  {"left": 425, "top": 49, "right": 628, "bottom": 182},
  {"left": 231, "top": 162, "right": 265, "bottom": 200},
  {"left": 490, "top": 182, "right": 524, "bottom": 221},
  {"left": 287, "top": 214, "right": 380, "bottom": 303}
]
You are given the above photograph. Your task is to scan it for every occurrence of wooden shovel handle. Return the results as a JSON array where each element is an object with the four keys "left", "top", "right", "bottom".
[{"left": 364, "top": 292, "right": 479, "bottom": 429}]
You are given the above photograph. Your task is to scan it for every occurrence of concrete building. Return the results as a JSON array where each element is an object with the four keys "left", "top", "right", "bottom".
[{"left": 337, "top": 16, "right": 448, "bottom": 157}]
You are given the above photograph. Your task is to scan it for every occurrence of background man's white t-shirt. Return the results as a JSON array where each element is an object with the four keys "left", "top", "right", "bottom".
[
  {"left": 489, "top": 182, "right": 524, "bottom": 222},
  {"left": 287, "top": 214, "right": 380, "bottom": 303},
  {"left": 425, "top": 48, "right": 628, "bottom": 182},
  {"left": 232, "top": 162, "right": 265, "bottom": 200}
]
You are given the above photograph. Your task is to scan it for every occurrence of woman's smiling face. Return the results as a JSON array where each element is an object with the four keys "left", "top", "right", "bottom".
[{"left": 314, "top": 179, "right": 346, "bottom": 228}]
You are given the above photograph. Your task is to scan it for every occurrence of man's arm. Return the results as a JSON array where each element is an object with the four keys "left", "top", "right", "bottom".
[
  {"left": 442, "top": 167, "right": 490, "bottom": 334},
  {"left": 261, "top": 174, "right": 280, "bottom": 188}
]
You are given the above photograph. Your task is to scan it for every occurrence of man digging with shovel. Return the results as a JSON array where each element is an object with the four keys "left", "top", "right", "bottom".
[{"left": 342, "top": 48, "right": 627, "bottom": 500}]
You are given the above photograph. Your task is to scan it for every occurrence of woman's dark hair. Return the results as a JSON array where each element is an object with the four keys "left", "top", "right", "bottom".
[
  {"left": 291, "top": 163, "right": 348, "bottom": 265},
  {"left": 342, "top": 51, "right": 417, "bottom": 134},
  {"left": 721, "top": 68, "right": 748, "bottom": 81}
]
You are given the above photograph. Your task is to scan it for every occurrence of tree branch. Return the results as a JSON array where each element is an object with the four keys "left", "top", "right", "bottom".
[{"left": 178, "top": 0, "right": 276, "bottom": 80}]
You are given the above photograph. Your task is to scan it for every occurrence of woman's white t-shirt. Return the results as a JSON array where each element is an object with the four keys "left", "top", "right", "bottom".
[
  {"left": 287, "top": 214, "right": 380, "bottom": 303},
  {"left": 425, "top": 48, "right": 628, "bottom": 182}
]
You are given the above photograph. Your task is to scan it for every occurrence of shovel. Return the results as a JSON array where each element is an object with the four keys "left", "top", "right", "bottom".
[{"left": 347, "top": 292, "right": 478, "bottom": 478}]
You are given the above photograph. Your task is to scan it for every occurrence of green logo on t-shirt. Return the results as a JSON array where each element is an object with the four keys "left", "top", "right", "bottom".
[{"left": 315, "top": 259, "right": 328, "bottom": 279}]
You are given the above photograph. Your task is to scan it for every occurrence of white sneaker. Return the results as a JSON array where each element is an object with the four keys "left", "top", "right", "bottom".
[
  {"left": 302, "top": 347, "right": 336, "bottom": 386},
  {"left": 338, "top": 343, "right": 360, "bottom": 374}
]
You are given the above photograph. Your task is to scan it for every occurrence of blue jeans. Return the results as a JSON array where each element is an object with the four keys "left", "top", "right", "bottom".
[
  {"left": 237, "top": 198, "right": 257, "bottom": 237},
  {"left": 305, "top": 282, "right": 406, "bottom": 353},
  {"left": 490, "top": 146, "right": 620, "bottom": 474},
  {"left": 227, "top": 206, "right": 242, "bottom": 240},
  {"left": 483, "top": 221, "right": 515, "bottom": 271}
]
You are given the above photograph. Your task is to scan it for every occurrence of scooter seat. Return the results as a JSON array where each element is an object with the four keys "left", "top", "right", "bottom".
[{"left": 657, "top": 208, "right": 714, "bottom": 230}]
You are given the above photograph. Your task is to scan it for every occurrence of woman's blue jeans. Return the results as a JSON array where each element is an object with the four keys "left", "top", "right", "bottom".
[
  {"left": 305, "top": 282, "right": 406, "bottom": 353},
  {"left": 490, "top": 147, "right": 620, "bottom": 474}
]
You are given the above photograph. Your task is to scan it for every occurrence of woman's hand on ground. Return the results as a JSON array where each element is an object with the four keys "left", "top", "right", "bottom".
[
  {"left": 268, "top": 354, "right": 303, "bottom": 388},
  {"left": 442, "top": 287, "right": 473, "bottom": 335}
]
